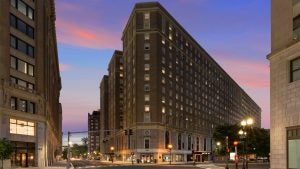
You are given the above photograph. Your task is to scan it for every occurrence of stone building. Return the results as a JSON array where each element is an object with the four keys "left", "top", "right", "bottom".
[
  {"left": 100, "top": 2, "right": 261, "bottom": 163},
  {"left": 268, "top": 1, "right": 300, "bottom": 169},
  {"left": 0, "top": 0, "right": 62, "bottom": 167},
  {"left": 88, "top": 110, "right": 100, "bottom": 154}
]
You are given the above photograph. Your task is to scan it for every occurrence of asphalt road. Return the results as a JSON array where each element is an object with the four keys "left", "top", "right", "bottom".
[{"left": 70, "top": 160, "right": 270, "bottom": 169}]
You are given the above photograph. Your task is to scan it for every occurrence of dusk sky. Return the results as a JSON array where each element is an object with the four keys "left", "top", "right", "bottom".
[{"left": 56, "top": 0, "right": 270, "bottom": 135}]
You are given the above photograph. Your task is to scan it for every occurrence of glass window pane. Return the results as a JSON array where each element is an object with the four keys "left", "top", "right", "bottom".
[
  {"left": 18, "top": 99, "right": 27, "bottom": 111},
  {"left": 10, "top": 97, "right": 16, "bottom": 110},
  {"left": 17, "top": 60, "right": 27, "bottom": 73},
  {"left": 17, "top": 19, "right": 26, "bottom": 34},
  {"left": 28, "top": 126, "right": 34, "bottom": 136},
  {"left": 10, "top": 15, "right": 16, "bottom": 28},
  {"left": 27, "top": 26, "right": 34, "bottom": 38},
  {"left": 17, "top": 40, "right": 27, "bottom": 54},
  {"left": 28, "top": 102, "right": 35, "bottom": 114},
  {"left": 292, "top": 58, "right": 300, "bottom": 70},
  {"left": 11, "top": 56, "right": 16, "bottom": 69},
  {"left": 10, "top": 118, "right": 16, "bottom": 123},
  {"left": 27, "top": 45, "right": 34, "bottom": 57},
  {"left": 10, "top": 77, "right": 17, "bottom": 84},
  {"left": 10, "top": 123, "right": 17, "bottom": 134},
  {"left": 28, "top": 7, "right": 34, "bottom": 20},
  {"left": 293, "top": 70, "right": 300, "bottom": 81},
  {"left": 18, "top": 1, "right": 27, "bottom": 16},
  {"left": 28, "top": 64, "right": 34, "bottom": 76},
  {"left": 288, "top": 139, "right": 300, "bottom": 168},
  {"left": 18, "top": 79, "right": 26, "bottom": 88},
  {"left": 10, "top": 0, "right": 16, "bottom": 7},
  {"left": 28, "top": 83, "right": 34, "bottom": 90},
  {"left": 10, "top": 36, "right": 16, "bottom": 48}
]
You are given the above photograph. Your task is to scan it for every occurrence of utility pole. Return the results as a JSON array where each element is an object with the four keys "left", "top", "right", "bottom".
[{"left": 225, "top": 136, "right": 229, "bottom": 169}]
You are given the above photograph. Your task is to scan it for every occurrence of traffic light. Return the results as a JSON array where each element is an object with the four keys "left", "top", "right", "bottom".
[
  {"left": 129, "top": 129, "right": 133, "bottom": 135},
  {"left": 124, "top": 130, "right": 128, "bottom": 135}
]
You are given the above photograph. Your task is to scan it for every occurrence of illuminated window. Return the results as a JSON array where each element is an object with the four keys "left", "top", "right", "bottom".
[
  {"left": 162, "top": 37, "right": 165, "bottom": 44},
  {"left": 144, "top": 74, "right": 150, "bottom": 81},
  {"left": 144, "top": 33, "right": 150, "bottom": 40},
  {"left": 144, "top": 53, "right": 150, "bottom": 60},
  {"left": 144, "top": 12, "right": 150, "bottom": 29},
  {"left": 10, "top": 118, "right": 35, "bottom": 136},
  {"left": 162, "top": 97, "right": 165, "bottom": 103},
  {"left": 162, "top": 106, "right": 165, "bottom": 113},
  {"left": 162, "top": 67, "right": 166, "bottom": 74},
  {"left": 145, "top": 105, "right": 150, "bottom": 112},
  {"left": 144, "top": 95, "right": 150, "bottom": 101},
  {"left": 144, "top": 64, "right": 150, "bottom": 71}
]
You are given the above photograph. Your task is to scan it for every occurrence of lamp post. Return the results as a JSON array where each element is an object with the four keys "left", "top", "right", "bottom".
[
  {"left": 239, "top": 130, "right": 246, "bottom": 169},
  {"left": 240, "top": 118, "right": 253, "bottom": 169},
  {"left": 233, "top": 141, "right": 238, "bottom": 169},
  {"left": 167, "top": 144, "right": 173, "bottom": 165},
  {"left": 110, "top": 146, "right": 115, "bottom": 163},
  {"left": 225, "top": 136, "right": 229, "bottom": 169}
]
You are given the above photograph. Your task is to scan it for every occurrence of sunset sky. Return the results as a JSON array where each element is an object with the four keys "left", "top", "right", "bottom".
[{"left": 56, "top": 0, "right": 270, "bottom": 136}]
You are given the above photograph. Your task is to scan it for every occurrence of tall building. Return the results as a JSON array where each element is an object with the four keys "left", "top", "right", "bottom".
[
  {"left": 88, "top": 110, "right": 100, "bottom": 154},
  {"left": 0, "top": 0, "right": 62, "bottom": 167},
  {"left": 268, "top": 1, "right": 300, "bottom": 169},
  {"left": 99, "top": 75, "right": 108, "bottom": 154},
  {"left": 100, "top": 2, "right": 261, "bottom": 163}
]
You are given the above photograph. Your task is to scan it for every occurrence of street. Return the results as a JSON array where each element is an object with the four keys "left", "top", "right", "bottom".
[{"left": 68, "top": 160, "right": 270, "bottom": 169}]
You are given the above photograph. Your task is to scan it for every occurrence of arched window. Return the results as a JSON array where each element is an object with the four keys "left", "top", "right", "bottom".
[
  {"left": 188, "top": 135, "right": 191, "bottom": 150},
  {"left": 165, "top": 131, "right": 169, "bottom": 149},
  {"left": 178, "top": 134, "right": 181, "bottom": 150}
]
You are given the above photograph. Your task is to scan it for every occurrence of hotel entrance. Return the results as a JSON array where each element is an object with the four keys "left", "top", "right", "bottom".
[{"left": 11, "top": 141, "right": 35, "bottom": 167}]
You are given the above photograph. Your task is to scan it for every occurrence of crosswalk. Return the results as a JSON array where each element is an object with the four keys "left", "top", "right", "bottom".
[{"left": 196, "top": 164, "right": 225, "bottom": 169}]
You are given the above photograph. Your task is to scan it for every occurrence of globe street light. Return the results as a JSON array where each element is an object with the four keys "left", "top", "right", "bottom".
[
  {"left": 240, "top": 118, "right": 253, "bottom": 169},
  {"left": 167, "top": 144, "right": 173, "bottom": 165},
  {"left": 110, "top": 146, "right": 115, "bottom": 163}
]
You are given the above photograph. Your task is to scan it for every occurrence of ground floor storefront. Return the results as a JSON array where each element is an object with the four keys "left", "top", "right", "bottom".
[{"left": 11, "top": 141, "right": 35, "bottom": 167}]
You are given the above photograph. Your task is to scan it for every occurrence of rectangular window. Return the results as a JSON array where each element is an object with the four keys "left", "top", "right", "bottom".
[
  {"left": 10, "top": 0, "right": 34, "bottom": 20},
  {"left": 144, "top": 74, "right": 150, "bottom": 81},
  {"left": 10, "top": 97, "right": 17, "bottom": 110},
  {"left": 17, "top": 59, "right": 27, "bottom": 74},
  {"left": 288, "top": 127, "right": 300, "bottom": 169},
  {"left": 10, "top": 14, "right": 34, "bottom": 38},
  {"left": 144, "top": 53, "right": 150, "bottom": 60},
  {"left": 144, "top": 112, "right": 150, "bottom": 122},
  {"left": 10, "top": 35, "right": 34, "bottom": 57},
  {"left": 145, "top": 105, "right": 150, "bottom": 112},
  {"left": 144, "top": 64, "right": 150, "bottom": 71},
  {"left": 11, "top": 57, "right": 17, "bottom": 69},
  {"left": 10, "top": 118, "right": 35, "bottom": 136},
  {"left": 28, "top": 102, "right": 35, "bottom": 114},
  {"left": 28, "top": 64, "right": 34, "bottom": 76},
  {"left": 144, "top": 12, "right": 150, "bottom": 29},
  {"left": 162, "top": 16, "right": 166, "bottom": 33},
  {"left": 145, "top": 138, "right": 150, "bottom": 149},
  {"left": 291, "top": 57, "right": 300, "bottom": 82},
  {"left": 18, "top": 99, "right": 27, "bottom": 112},
  {"left": 294, "top": 15, "right": 300, "bottom": 39},
  {"left": 144, "top": 84, "right": 150, "bottom": 91},
  {"left": 144, "top": 95, "right": 150, "bottom": 102},
  {"left": 144, "top": 33, "right": 150, "bottom": 40}
]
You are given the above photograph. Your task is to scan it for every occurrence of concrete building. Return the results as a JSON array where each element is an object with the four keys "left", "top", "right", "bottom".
[
  {"left": 0, "top": 0, "right": 62, "bottom": 167},
  {"left": 100, "top": 2, "right": 261, "bottom": 163},
  {"left": 88, "top": 110, "right": 100, "bottom": 154},
  {"left": 268, "top": 1, "right": 300, "bottom": 169},
  {"left": 100, "top": 75, "right": 109, "bottom": 154}
]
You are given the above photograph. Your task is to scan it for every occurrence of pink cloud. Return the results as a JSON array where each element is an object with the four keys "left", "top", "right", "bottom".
[
  {"left": 56, "top": 18, "right": 122, "bottom": 50},
  {"left": 59, "top": 63, "right": 71, "bottom": 72}
]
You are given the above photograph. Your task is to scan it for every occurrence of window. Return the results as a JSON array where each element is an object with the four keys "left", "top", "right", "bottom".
[
  {"left": 28, "top": 102, "right": 35, "bottom": 114},
  {"left": 10, "top": 14, "right": 34, "bottom": 38},
  {"left": 144, "top": 74, "right": 150, "bottom": 81},
  {"left": 288, "top": 127, "right": 300, "bottom": 169},
  {"left": 11, "top": 76, "right": 34, "bottom": 91},
  {"left": 10, "top": 0, "right": 34, "bottom": 20},
  {"left": 165, "top": 131, "right": 170, "bottom": 149},
  {"left": 10, "top": 97, "right": 17, "bottom": 110},
  {"left": 162, "top": 16, "right": 166, "bottom": 33},
  {"left": 162, "top": 37, "right": 165, "bottom": 44},
  {"left": 291, "top": 57, "right": 300, "bottom": 82},
  {"left": 11, "top": 56, "right": 34, "bottom": 76},
  {"left": 188, "top": 135, "right": 191, "bottom": 150},
  {"left": 144, "top": 64, "right": 150, "bottom": 71},
  {"left": 144, "top": 84, "right": 150, "bottom": 91},
  {"left": 294, "top": 15, "right": 300, "bottom": 39},
  {"left": 178, "top": 134, "right": 182, "bottom": 150},
  {"left": 144, "top": 33, "right": 150, "bottom": 40},
  {"left": 145, "top": 105, "right": 150, "bottom": 112},
  {"left": 144, "top": 95, "right": 150, "bottom": 102},
  {"left": 145, "top": 138, "right": 150, "bottom": 149},
  {"left": 144, "top": 43, "right": 150, "bottom": 50},
  {"left": 162, "top": 106, "right": 165, "bottom": 113},
  {"left": 10, "top": 118, "right": 35, "bottom": 136},
  {"left": 10, "top": 35, "right": 34, "bottom": 57},
  {"left": 144, "top": 112, "right": 150, "bottom": 122},
  {"left": 144, "top": 53, "right": 150, "bottom": 60},
  {"left": 18, "top": 99, "right": 27, "bottom": 112},
  {"left": 144, "top": 12, "right": 150, "bottom": 29},
  {"left": 196, "top": 137, "right": 200, "bottom": 151}
]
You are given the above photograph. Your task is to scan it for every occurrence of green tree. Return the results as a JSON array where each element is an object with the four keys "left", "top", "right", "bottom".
[
  {"left": 81, "top": 137, "right": 88, "bottom": 146},
  {"left": 0, "top": 138, "right": 13, "bottom": 169}
]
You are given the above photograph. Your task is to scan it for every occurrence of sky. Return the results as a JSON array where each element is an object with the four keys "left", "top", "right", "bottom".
[{"left": 56, "top": 0, "right": 271, "bottom": 137}]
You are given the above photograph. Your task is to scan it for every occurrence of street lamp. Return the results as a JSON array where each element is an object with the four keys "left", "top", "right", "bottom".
[
  {"left": 110, "top": 146, "right": 115, "bottom": 163},
  {"left": 240, "top": 118, "right": 253, "bottom": 169},
  {"left": 167, "top": 144, "right": 173, "bottom": 165}
]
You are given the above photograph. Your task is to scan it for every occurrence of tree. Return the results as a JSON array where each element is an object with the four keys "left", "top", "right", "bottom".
[
  {"left": 0, "top": 138, "right": 13, "bottom": 169},
  {"left": 81, "top": 137, "right": 88, "bottom": 146}
]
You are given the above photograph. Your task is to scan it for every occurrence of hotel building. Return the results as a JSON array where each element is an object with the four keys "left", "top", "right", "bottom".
[
  {"left": 100, "top": 2, "right": 261, "bottom": 163},
  {"left": 0, "top": 0, "right": 62, "bottom": 167},
  {"left": 268, "top": 1, "right": 300, "bottom": 169}
]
